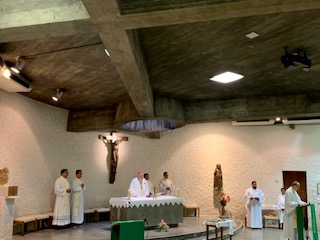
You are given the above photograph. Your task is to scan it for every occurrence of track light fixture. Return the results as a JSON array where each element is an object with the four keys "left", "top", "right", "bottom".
[
  {"left": 52, "top": 89, "right": 63, "bottom": 102},
  {"left": 10, "top": 57, "right": 25, "bottom": 73}
]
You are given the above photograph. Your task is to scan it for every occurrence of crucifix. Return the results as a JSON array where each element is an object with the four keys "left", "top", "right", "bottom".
[{"left": 99, "top": 132, "right": 128, "bottom": 184}]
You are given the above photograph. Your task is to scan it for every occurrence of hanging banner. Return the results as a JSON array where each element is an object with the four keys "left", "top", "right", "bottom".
[{"left": 296, "top": 206, "right": 304, "bottom": 240}]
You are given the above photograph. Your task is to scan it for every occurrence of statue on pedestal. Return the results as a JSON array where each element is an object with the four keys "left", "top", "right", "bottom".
[
  {"left": 213, "top": 164, "right": 223, "bottom": 209},
  {"left": 214, "top": 164, "right": 223, "bottom": 190}
]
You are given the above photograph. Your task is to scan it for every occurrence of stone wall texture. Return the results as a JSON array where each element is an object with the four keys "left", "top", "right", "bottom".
[{"left": 1, "top": 89, "right": 320, "bottom": 222}]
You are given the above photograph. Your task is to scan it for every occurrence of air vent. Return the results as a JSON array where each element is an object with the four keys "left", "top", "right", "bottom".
[{"left": 232, "top": 119, "right": 275, "bottom": 126}]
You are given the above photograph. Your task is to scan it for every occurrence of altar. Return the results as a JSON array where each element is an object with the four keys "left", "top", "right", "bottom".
[{"left": 109, "top": 196, "right": 184, "bottom": 227}]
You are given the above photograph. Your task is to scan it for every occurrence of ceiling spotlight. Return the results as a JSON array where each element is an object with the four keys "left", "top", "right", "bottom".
[
  {"left": 104, "top": 49, "right": 110, "bottom": 57},
  {"left": 52, "top": 89, "right": 63, "bottom": 102},
  {"left": 210, "top": 71, "right": 243, "bottom": 84},
  {"left": 10, "top": 57, "right": 25, "bottom": 73},
  {"left": 0, "top": 54, "right": 11, "bottom": 78}
]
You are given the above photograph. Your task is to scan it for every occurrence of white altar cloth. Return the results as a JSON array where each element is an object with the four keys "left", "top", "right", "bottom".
[
  {"left": 109, "top": 196, "right": 184, "bottom": 208},
  {"left": 203, "top": 219, "right": 235, "bottom": 235}
]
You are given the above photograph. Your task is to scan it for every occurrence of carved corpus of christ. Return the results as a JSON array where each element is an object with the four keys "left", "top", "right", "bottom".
[{"left": 100, "top": 133, "right": 128, "bottom": 183}]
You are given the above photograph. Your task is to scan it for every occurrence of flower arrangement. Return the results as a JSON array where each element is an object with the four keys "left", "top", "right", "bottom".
[
  {"left": 219, "top": 192, "right": 231, "bottom": 206},
  {"left": 157, "top": 219, "right": 169, "bottom": 231}
]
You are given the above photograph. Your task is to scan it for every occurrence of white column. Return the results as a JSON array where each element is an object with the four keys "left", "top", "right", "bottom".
[{"left": 0, "top": 197, "right": 15, "bottom": 240}]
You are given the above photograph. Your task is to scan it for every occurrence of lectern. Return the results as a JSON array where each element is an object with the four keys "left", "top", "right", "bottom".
[{"left": 111, "top": 220, "right": 144, "bottom": 240}]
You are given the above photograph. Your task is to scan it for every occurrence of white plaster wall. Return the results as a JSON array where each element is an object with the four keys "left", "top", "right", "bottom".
[{"left": 1, "top": 89, "right": 320, "bottom": 223}]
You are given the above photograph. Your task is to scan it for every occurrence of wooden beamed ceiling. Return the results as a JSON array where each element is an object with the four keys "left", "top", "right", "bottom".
[{"left": 1, "top": 0, "right": 320, "bottom": 136}]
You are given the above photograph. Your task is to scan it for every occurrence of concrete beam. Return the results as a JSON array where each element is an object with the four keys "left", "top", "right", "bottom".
[
  {"left": 67, "top": 109, "right": 115, "bottom": 132},
  {"left": 0, "top": 0, "right": 89, "bottom": 29},
  {"left": 184, "top": 94, "right": 318, "bottom": 123},
  {"left": 83, "top": 0, "right": 154, "bottom": 118},
  {"left": 0, "top": 19, "right": 97, "bottom": 43},
  {"left": 117, "top": 0, "right": 320, "bottom": 29}
]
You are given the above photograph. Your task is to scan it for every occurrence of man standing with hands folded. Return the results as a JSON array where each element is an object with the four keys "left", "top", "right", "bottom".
[
  {"left": 244, "top": 181, "right": 265, "bottom": 229},
  {"left": 283, "top": 181, "right": 310, "bottom": 240}
]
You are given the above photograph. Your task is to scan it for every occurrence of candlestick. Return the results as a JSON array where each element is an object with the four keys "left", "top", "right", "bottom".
[{"left": 127, "top": 189, "right": 131, "bottom": 200}]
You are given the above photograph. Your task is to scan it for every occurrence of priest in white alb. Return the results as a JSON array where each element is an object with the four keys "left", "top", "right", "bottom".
[
  {"left": 277, "top": 187, "right": 285, "bottom": 229},
  {"left": 53, "top": 169, "right": 72, "bottom": 228},
  {"left": 71, "top": 169, "right": 86, "bottom": 225},
  {"left": 283, "top": 181, "right": 309, "bottom": 240},
  {"left": 244, "top": 180, "right": 265, "bottom": 229},
  {"left": 129, "top": 172, "right": 150, "bottom": 197},
  {"left": 159, "top": 171, "right": 175, "bottom": 195}
]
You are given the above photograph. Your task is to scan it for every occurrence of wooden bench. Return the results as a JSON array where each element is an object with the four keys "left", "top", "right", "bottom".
[
  {"left": 84, "top": 209, "right": 95, "bottom": 222},
  {"left": 93, "top": 207, "right": 110, "bottom": 222},
  {"left": 183, "top": 204, "right": 200, "bottom": 217},
  {"left": 43, "top": 212, "right": 54, "bottom": 229},
  {"left": 14, "top": 216, "right": 37, "bottom": 236},
  {"left": 30, "top": 213, "right": 51, "bottom": 230}
]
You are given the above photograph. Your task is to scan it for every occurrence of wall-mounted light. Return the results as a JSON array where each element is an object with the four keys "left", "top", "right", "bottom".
[
  {"left": 10, "top": 57, "right": 25, "bottom": 74},
  {"left": 52, "top": 89, "right": 63, "bottom": 102},
  {"left": 275, "top": 117, "right": 282, "bottom": 122}
]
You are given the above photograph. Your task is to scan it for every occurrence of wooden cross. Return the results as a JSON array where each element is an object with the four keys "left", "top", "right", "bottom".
[{"left": 99, "top": 133, "right": 128, "bottom": 183}]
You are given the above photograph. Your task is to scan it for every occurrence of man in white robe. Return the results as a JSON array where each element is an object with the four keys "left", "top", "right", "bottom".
[
  {"left": 144, "top": 173, "right": 154, "bottom": 195},
  {"left": 159, "top": 171, "right": 175, "bottom": 195},
  {"left": 277, "top": 187, "right": 285, "bottom": 229},
  {"left": 53, "top": 169, "right": 72, "bottom": 228},
  {"left": 71, "top": 169, "right": 86, "bottom": 225},
  {"left": 284, "top": 181, "right": 309, "bottom": 240},
  {"left": 244, "top": 181, "right": 265, "bottom": 229},
  {"left": 129, "top": 172, "right": 150, "bottom": 197}
]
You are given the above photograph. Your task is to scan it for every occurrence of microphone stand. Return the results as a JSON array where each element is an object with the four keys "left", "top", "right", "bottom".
[{"left": 128, "top": 200, "right": 149, "bottom": 239}]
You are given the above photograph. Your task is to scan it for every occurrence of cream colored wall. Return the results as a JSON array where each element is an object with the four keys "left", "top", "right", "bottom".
[{"left": 1, "top": 89, "right": 320, "bottom": 221}]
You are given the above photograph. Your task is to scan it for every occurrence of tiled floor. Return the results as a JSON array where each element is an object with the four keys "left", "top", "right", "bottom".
[{"left": 9, "top": 216, "right": 305, "bottom": 240}]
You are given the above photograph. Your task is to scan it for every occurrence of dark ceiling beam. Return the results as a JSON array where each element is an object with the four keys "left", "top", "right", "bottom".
[
  {"left": 67, "top": 94, "right": 320, "bottom": 132},
  {"left": 67, "top": 109, "right": 115, "bottom": 132},
  {"left": 0, "top": 20, "right": 97, "bottom": 43},
  {"left": 184, "top": 94, "right": 318, "bottom": 123},
  {"left": 83, "top": 0, "right": 154, "bottom": 118},
  {"left": 117, "top": 0, "right": 320, "bottom": 29}
]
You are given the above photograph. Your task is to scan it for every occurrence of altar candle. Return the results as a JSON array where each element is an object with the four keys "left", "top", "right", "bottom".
[
  {"left": 177, "top": 188, "right": 179, "bottom": 197},
  {"left": 127, "top": 189, "right": 131, "bottom": 200}
]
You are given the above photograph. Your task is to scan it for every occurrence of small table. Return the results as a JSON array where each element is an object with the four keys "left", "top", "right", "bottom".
[{"left": 204, "top": 220, "right": 234, "bottom": 240}]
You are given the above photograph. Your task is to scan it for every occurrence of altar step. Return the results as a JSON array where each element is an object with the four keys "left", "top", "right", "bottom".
[{"left": 142, "top": 217, "right": 243, "bottom": 240}]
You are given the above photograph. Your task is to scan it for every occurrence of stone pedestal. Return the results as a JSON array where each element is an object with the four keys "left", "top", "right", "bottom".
[{"left": 0, "top": 197, "right": 15, "bottom": 240}]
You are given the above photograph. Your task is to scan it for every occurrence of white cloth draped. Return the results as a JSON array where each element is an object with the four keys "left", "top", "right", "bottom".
[
  {"left": 244, "top": 187, "right": 265, "bottom": 228},
  {"left": 203, "top": 219, "right": 236, "bottom": 235},
  {"left": 53, "top": 176, "right": 71, "bottom": 226},
  {"left": 283, "top": 186, "right": 307, "bottom": 240},
  {"left": 109, "top": 196, "right": 184, "bottom": 208},
  {"left": 71, "top": 178, "right": 86, "bottom": 224},
  {"left": 277, "top": 194, "right": 285, "bottom": 224},
  {"left": 129, "top": 177, "right": 150, "bottom": 197}
]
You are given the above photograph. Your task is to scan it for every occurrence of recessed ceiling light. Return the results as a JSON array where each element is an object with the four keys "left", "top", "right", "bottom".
[
  {"left": 210, "top": 71, "right": 243, "bottom": 84},
  {"left": 246, "top": 32, "right": 259, "bottom": 39}
]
